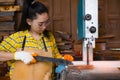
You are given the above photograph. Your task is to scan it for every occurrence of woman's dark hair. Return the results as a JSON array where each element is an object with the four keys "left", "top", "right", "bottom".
[{"left": 17, "top": 0, "right": 50, "bottom": 38}]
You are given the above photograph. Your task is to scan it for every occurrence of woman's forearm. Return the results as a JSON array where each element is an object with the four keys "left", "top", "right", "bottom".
[{"left": 0, "top": 51, "right": 14, "bottom": 61}]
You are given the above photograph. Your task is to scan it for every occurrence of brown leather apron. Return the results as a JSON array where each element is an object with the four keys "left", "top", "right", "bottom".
[
  {"left": 11, "top": 36, "right": 53, "bottom": 80},
  {"left": 11, "top": 48, "right": 53, "bottom": 80}
]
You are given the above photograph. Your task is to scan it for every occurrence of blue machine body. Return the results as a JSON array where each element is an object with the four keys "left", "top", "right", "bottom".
[{"left": 78, "top": 0, "right": 85, "bottom": 40}]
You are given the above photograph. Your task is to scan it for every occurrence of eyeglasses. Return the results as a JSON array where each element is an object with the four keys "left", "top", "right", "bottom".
[{"left": 38, "top": 18, "right": 51, "bottom": 27}]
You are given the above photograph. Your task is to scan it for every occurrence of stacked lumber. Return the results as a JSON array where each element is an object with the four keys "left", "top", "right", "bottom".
[
  {"left": 0, "top": 5, "right": 20, "bottom": 12},
  {"left": 0, "top": 22, "right": 15, "bottom": 38},
  {"left": 0, "top": 0, "right": 15, "bottom": 5},
  {"left": 55, "top": 31, "right": 74, "bottom": 56},
  {"left": 0, "top": 0, "right": 22, "bottom": 79},
  {"left": 0, "top": 12, "right": 14, "bottom": 21},
  {"left": 0, "top": 0, "right": 15, "bottom": 3},
  {"left": 0, "top": 0, "right": 21, "bottom": 78},
  {"left": 0, "top": 0, "right": 21, "bottom": 40}
]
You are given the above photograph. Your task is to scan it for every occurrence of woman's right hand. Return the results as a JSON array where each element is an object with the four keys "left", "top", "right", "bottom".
[{"left": 14, "top": 51, "right": 37, "bottom": 64}]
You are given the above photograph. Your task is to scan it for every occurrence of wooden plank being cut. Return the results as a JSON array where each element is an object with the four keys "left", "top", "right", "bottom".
[
  {"left": 0, "top": 5, "right": 20, "bottom": 12},
  {"left": 68, "top": 65, "right": 94, "bottom": 70}
]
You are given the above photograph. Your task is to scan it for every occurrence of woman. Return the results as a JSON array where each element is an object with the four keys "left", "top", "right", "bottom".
[{"left": 0, "top": 0, "right": 73, "bottom": 80}]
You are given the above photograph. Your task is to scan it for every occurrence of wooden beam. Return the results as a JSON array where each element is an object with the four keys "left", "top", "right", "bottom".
[
  {"left": 0, "top": 22, "right": 15, "bottom": 30},
  {"left": 0, "top": 0, "right": 15, "bottom": 3},
  {"left": 0, "top": 16, "right": 13, "bottom": 21},
  {"left": 0, "top": 5, "right": 21, "bottom": 12}
]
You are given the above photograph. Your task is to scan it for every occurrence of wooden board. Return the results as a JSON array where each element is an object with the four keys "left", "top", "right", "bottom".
[
  {"left": 0, "top": 5, "right": 20, "bottom": 12},
  {"left": 0, "top": 12, "right": 14, "bottom": 16},
  {"left": 68, "top": 65, "right": 94, "bottom": 70},
  {"left": 0, "top": 31, "right": 14, "bottom": 37},
  {"left": 0, "top": 0, "right": 15, "bottom": 3},
  {"left": 0, "top": 16, "right": 13, "bottom": 21},
  {"left": 0, "top": 22, "right": 14, "bottom": 30}
]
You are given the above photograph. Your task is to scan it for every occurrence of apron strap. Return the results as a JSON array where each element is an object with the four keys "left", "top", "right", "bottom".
[
  {"left": 42, "top": 37, "right": 48, "bottom": 52},
  {"left": 21, "top": 36, "right": 48, "bottom": 52},
  {"left": 21, "top": 36, "right": 26, "bottom": 51}
]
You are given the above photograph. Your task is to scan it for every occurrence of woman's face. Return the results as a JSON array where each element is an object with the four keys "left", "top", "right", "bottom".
[{"left": 27, "top": 12, "right": 49, "bottom": 34}]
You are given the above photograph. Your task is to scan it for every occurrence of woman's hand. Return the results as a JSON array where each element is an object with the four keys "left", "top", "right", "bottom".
[
  {"left": 14, "top": 51, "right": 37, "bottom": 64},
  {"left": 63, "top": 54, "right": 74, "bottom": 61}
]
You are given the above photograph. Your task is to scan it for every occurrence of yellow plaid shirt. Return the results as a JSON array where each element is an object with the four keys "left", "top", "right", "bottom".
[{"left": 0, "top": 30, "right": 62, "bottom": 78}]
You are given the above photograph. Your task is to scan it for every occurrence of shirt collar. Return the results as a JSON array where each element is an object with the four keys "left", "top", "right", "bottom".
[{"left": 24, "top": 30, "right": 45, "bottom": 40}]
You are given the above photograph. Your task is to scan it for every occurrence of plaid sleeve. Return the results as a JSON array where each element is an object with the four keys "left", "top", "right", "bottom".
[
  {"left": 50, "top": 33, "right": 62, "bottom": 58},
  {"left": 0, "top": 32, "right": 21, "bottom": 53}
]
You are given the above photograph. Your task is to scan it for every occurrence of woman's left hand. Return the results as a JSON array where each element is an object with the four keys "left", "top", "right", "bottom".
[{"left": 63, "top": 54, "right": 74, "bottom": 61}]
